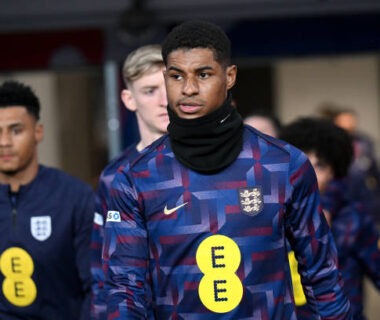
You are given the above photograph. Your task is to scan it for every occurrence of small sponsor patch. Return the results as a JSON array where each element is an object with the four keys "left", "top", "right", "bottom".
[
  {"left": 106, "top": 210, "right": 121, "bottom": 222},
  {"left": 238, "top": 187, "right": 264, "bottom": 216},
  {"left": 94, "top": 212, "right": 104, "bottom": 226}
]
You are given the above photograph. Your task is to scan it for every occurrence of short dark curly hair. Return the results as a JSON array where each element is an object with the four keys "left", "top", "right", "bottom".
[
  {"left": 161, "top": 20, "right": 231, "bottom": 67},
  {"left": 279, "top": 117, "right": 353, "bottom": 178},
  {"left": 0, "top": 80, "right": 40, "bottom": 120}
]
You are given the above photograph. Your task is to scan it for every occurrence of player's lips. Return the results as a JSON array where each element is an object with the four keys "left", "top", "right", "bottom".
[
  {"left": 177, "top": 102, "right": 202, "bottom": 114},
  {"left": 159, "top": 113, "right": 169, "bottom": 121},
  {"left": 0, "top": 154, "right": 14, "bottom": 161}
]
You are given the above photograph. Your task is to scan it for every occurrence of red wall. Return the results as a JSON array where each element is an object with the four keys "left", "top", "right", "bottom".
[{"left": 0, "top": 29, "right": 104, "bottom": 70}]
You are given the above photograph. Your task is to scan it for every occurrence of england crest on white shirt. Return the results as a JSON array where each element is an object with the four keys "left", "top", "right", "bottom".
[{"left": 31, "top": 216, "right": 52, "bottom": 241}]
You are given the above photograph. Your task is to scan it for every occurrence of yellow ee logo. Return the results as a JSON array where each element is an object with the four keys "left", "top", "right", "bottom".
[
  {"left": 196, "top": 235, "right": 243, "bottom": 313},
  {"left": 0, "top": 247, "right": 37, "bottom": 307}
]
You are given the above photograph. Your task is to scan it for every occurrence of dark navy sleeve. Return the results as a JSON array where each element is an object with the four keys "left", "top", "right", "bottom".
[
  {"left": 322, "top": 179, "right": 380, "bottom": 317},
  {"left": 91, "top": 161, "right": 129, "bottom": 320},
  {"left": 332, "top": 203, "right": 380, "bottom": 297},
  {"left": 67, "top": 183, "right": 95, "bottom": 320},
  {"left": 73, "top": 184, "right": 96, "bottom": 320},
  {"left": 91, "top": 169, "right": 112, "bottom": 320},
  {"left": 91, "top": 172, "right": 109, "bottom": 320},
  {"left": 285, "top": 148, "right": 352, "bottom": 319},
  {"left": 353, "top": 209, "right": 380, "bottom": 290},
  {"left": 103, "top": 168, "right": 149, "bottom": 319},
  {"left": 90, "top": 146, "right": 138, "bottom": 320}
]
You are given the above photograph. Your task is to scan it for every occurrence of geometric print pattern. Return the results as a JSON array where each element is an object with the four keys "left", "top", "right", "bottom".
[{"left": 103, "top": 127, "right": 351, "bottom": 319}]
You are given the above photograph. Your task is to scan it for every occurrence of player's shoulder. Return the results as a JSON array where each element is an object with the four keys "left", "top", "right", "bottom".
[
  {"left": 100, "top": 143, "right": 139, "bottom": 178},
  {"left": 128, "top": 135, "right": 171, "bottom": 170},
  {"left": 244, "top": 125, "right": 303, "bottom": 158},
  {"left": 40, "top": 165, "right": 93, "bottom": 194}
]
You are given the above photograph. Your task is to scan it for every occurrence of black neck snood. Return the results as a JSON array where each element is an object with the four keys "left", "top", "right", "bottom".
[{"left": 167, "top": 97, "right": 243, "bottom": 174}]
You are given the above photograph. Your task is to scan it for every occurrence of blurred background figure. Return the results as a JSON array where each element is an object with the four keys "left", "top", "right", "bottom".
[
  {"left": 0, "top": 80, "right": 94, "bottom": 320},
  {"left": 244, "top": 112, "right": 282, "bottom": 137},
  {"left": 318, "top": 103, "right": 380, "bottom": 223},
  {"left": 280, "top": 117, "right": 380, "bottom": 320}
]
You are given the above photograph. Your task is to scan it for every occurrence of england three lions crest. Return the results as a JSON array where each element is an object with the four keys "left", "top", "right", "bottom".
[
  {"left": 239, "top": 187, "right": 263, "bottom": 216},
  {"left": 31, "top": 216, "right": 52, "bottom": 241}
]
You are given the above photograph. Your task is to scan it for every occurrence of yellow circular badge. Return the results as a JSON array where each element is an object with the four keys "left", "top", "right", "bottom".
[
  {"left": 196, "top": 235, "right": 243, "bottom": 313},
  {"left": 0, "top": 247, "right": 37, "bottom": 307}
]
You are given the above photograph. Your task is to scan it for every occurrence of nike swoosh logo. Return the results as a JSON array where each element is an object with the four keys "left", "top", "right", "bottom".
[
  {"left": 220, "top": 113, "right": 231, "bottom": 123},
  {"left": 163, "top": 202, "right": 188, "bottom": 215}
]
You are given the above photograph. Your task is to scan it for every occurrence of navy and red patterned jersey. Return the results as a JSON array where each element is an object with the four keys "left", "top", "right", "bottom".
[
  {"left": 91, "top": 144, "right": 139, "bottom": 319},
  {"left": 103, "top": 126, "right": 351, "bottom": 319},
  {"left": 323, "top": 179, "right": 380, "bottom": 320}
]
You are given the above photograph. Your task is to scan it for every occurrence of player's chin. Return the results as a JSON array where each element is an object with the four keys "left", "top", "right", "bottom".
[
  {"left": 0, "top": 165, "right": 19, "bottom": 175},
  {"left": 159, "top": 113, "right": 170, "bottom": 122}
]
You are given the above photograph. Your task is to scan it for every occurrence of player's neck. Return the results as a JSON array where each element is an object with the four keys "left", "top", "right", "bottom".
[
  {"left": 0, "top": 159, "right": 39, "bottom": 192},
  {"left": 137, "top": 132, "right": 164, "bottom": 152}
]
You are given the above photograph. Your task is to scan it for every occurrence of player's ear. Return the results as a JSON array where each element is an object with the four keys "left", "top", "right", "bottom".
[
  {"left": 121, "top": 89, "right": 137, "bottom": 112},
  {"left": 35, "top": 123, "right": 44, "bottom": 144},
  {"left": 226, "top": 65, "right": 237, "bottom": 91}
]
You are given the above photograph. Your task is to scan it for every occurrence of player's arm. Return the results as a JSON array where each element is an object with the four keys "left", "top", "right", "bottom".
[
  {"left": 103, "top": 170, "right": 149, "bottom": 319},
  {"left": 73, "top": 186, "right": 96, "bottom": 320},
  {"left": 351, "top": 206, "right": 380, "bottom": 290},
  {"left": 285, "top": 150, "right": 352, "bottom": 320},
  {"left": 90, "top": 172, "right": 110, "bottom": 319}
]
